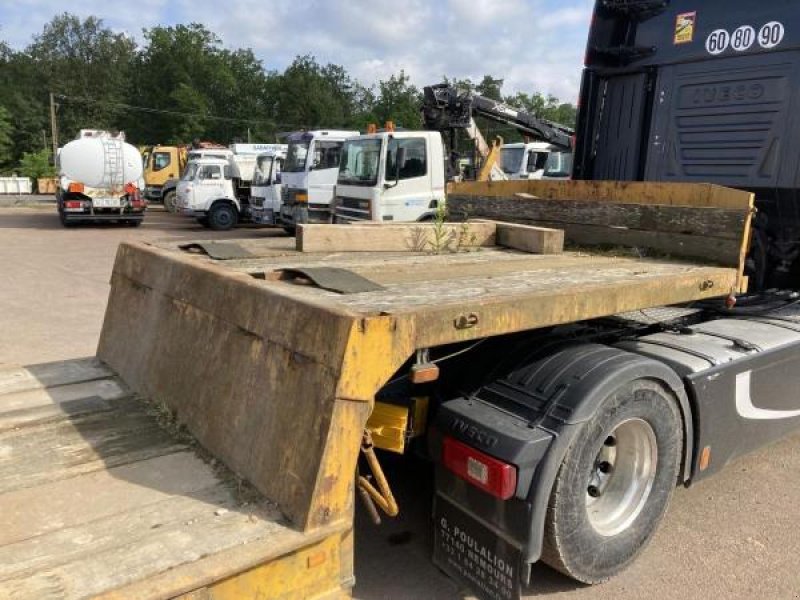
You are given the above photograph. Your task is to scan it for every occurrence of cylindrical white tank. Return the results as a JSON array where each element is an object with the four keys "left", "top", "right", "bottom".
[{"left": 59, "top": 137, "right": 143, "bottom": 188}]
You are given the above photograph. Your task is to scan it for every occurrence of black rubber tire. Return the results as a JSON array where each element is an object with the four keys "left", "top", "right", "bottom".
[
  {"left": 126, "top": 220, "right": 143, "bottom": 227},
  {"left": 58, "top": 210, "right": 75, "bottom": 227},
  {"left": 162, "top": 189, "right": 177, "bottom": 213},
  {"left": 208, "top": 203, "right": 238, "bottom": 231},
  {"left": 282, "top": 225, "right": 296, "bottom": 235},
  {"left": 197, "top": 217, "right": 210, "bottom": 228},
  {"left": 541, "top": 379, "right": 682, "bottom": 584}
]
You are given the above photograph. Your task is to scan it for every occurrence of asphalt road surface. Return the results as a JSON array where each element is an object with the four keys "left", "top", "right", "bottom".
[{"left": 0, "top": 205, "right": 798, "bottom": 600}]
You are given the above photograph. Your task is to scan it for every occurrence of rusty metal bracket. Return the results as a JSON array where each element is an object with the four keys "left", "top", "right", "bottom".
[{"left": 357, "top": 430, "right": 399, "bottom": 524}]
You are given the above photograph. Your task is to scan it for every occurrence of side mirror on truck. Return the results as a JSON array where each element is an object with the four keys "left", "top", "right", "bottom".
[{"left": 385, "top": 146, "right": 406, "bottom": 189}]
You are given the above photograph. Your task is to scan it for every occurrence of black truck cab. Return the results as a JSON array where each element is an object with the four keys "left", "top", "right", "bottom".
[{"left": 574, "top": 0, "right": 800, "bottom": 288}]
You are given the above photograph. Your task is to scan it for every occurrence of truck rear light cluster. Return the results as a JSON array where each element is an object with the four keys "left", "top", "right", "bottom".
[
  {"left": 63, "top": 200, "right": 84, "bottom": 209},
  {"left": 441, "top": 436, "right": 517, "bottom": 500},
  {"left": 125, "top": 183, "right": 147, "bottom": 208}
]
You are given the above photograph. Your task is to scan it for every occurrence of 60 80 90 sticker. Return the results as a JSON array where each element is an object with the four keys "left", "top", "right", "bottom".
[
  {"left": 730, "top": 25, "right": 756, "bottom": 51},
  {"left": 705, "top": 29, "right": 730, "bottom": 55},
  {"left": 705, "top": 21, "right": 785, "bottom": 55},
  {"left": 759, "top": 21, "right": 785, "bottom": 49}
]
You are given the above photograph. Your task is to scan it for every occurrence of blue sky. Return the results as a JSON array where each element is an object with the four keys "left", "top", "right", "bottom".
[{"left": 0, "top": 0, "right": 594, "bottom": 101}]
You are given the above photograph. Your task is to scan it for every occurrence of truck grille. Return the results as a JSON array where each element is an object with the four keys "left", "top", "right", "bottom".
[
  {"left": 339, "top": 197, "right": 371, "bottom": 211},
  {"left": 335, "top": 196, "right": 370, "bottom": 222}
]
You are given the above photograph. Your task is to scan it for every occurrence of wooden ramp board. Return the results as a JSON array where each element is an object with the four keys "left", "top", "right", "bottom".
[
  {"left": 0, "top": 360, "right": 321, "bottom": 600},
  {"left": 447, "top": 180, "right": 754, "bottom": 292}
]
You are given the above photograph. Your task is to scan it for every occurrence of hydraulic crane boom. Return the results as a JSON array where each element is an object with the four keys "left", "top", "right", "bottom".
[
  {"left": 421, "top": 84, "right": 574, "bottom": 151},
  {"left": 422, "top": 83, "right": 573, "bottom": 181}
]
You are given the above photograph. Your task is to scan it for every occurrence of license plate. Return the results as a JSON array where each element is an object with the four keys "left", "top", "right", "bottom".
[
  {"left": 92, "top": 197, "right": 121, "bottom": 208},
  {"left": 433, "top": 495, "right": 523, "bottom": 600}
]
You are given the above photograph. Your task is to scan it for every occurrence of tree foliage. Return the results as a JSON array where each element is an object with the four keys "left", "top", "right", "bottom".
[
  {"left": 0, "top": 105, "right": 13, "bottom": 169},
  {"left": 0, "top": 13, "right": 578, "bottom": 172},
  {"left": 18, "top": 148, "right": 56, "bottom": 180}
]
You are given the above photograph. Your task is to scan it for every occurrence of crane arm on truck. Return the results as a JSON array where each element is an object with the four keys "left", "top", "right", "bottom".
[{"left": 422, "top": 84, "right": 574, "bottom": 180}]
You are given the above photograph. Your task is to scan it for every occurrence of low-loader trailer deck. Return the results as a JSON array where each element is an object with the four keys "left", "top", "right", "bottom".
[{"left": 3, "top": 181, "right": 799, "bottom": 600}]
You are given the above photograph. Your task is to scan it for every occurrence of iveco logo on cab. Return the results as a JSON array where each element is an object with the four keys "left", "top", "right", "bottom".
[
  {"left": 450, "top": 418, "right": 499, "bottom": 448},
  {"left": 692, "top": 83, "right": 765, "bottom": 105}
]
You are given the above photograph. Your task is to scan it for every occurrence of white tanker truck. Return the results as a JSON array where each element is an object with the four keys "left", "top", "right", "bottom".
[{"left": 56, "top": 130, "right": 147, "bottom": 227}]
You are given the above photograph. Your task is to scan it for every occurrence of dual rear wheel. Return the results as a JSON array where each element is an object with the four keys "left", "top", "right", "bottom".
[{"left": 542, "top": 380, "right": 682, "bottom": 584}]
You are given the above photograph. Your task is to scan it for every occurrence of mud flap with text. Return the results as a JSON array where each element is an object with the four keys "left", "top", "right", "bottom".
[{"left": 433, "top": 495, "right": 523, "bottom": 600}]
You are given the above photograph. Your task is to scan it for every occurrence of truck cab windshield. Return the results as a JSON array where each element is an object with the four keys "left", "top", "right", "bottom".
[
  {"left": 338, "top": 139, "right": 381, "bottom": 186},
  {"left": 182, "top": 163, "right": 199, "bottom": 181},
  {"left": 285, "top": 142, "right": 309, "bottom": 172},
  {"left": 254, "top": 156, "right": 274, "bottom": 185},
  {"left": 500, "top": 147, "right": 524, "bottom": 174},
  {"left": 543, "top": 151, "right": 573, "bottom": 178}
]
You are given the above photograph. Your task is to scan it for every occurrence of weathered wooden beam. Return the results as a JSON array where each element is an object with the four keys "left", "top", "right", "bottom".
[
  {"left": 447, "top": 185, "right": 753, "bottom": 271},
  {"left": 465, "top": 193, "right": 747, "bottom": 240},
  {"left": 296, "top": 222, "right": 497, "bottom": 253},
  {"left": 450, "top": 179, "right": 755, "bottom": 210},
  {"left": 495, "top": 222, "right": 564, "bottom": 254},
  {"left": 450, "top": 198, "right": 741, "bottom": 265}
]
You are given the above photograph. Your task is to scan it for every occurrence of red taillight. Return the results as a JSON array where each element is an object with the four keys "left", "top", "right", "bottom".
[
  {"left": 441, "top": 436, "right": 517, "bottom": 500},
  {"left": 64, "top": 200, "right": 83, "bottom": 209}
]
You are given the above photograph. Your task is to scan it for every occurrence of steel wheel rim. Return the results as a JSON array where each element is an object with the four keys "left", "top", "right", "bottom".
[
  {"left": 217, "top": 209, "right": 232, "bottom": 226},
  {"left": 586, "top": 418, "right": 658, "bottom": 537}
]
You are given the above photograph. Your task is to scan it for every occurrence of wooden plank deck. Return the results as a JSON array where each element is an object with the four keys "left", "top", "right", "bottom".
[
  {"left": 151, "top": 235, "right": 738, "bottom": 349},
  {"left": 0, "top": 359, "right": 316, "bottom": 600}
]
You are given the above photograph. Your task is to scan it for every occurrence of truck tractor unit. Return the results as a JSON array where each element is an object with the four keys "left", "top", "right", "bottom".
[
  {"left": 247, "top": 146, "right": 289, "bottom": 226},
  {"left": 574, "top": 0, "right": 800, "bottom": 289},
  {"left": 499, "top": 141, "right": 574, "bottom": 180},
  {"left": 141, "top": 144, "right": 187, "bottom": 210},
  {"left": 149, "top": 142, "right": 263, "bottom": 213},
  {"left": 279, "top": 129, "right": 359, "bottom": 231},
  {"left": 175, "top": 150, "right": 259, "bottom": 230},
  {"left": 333, "top": 130, "right": 446, "bottom": 223},
  {"left": 56, "top": 129, "right": 146, "bottom": 227}
]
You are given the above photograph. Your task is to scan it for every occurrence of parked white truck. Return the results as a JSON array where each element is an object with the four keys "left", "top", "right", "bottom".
[
  {"left": 175, "top": 144, "right": 280, "bottom": 230},
  {"left": 279, "top": 129, "right": 359, "bottom": 231},
  {"left": 333, "top": 130, "right": 446, "bottom": 223},
  {"left": 499, "top": 142, "right": 573, "bottom": 180},
  {"left": 56, "top": 129, "right": 146, "bottom": 227},
  {"left": 248, "top": 147, "right": 288, "bottom": 226}
]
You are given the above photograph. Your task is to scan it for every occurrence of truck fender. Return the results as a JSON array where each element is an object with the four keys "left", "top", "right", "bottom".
[
  {"left": 209, "top": 198, "right": 240, "bottom": 213},
  {"left": 162, "top": 179, "right": 178, "bottom": 195},
  {"left": 518, "top": 344, "right": 692, "bottom": 563}
]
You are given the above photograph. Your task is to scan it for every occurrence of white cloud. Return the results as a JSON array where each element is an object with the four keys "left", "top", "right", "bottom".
[{"left": 0, "top": 0, "right": 593, "bottom": 100}]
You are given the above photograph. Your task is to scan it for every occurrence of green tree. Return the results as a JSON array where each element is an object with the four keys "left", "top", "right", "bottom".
[
  {"left": 0, "top": 43, "right": 48, "bottom": 162},
  {"left": 26, "top": 14, "right": 137, "bottom": 141},
  {"left": 135, "top": 24, "right": 274, "bottom": 144},
  {"left": 0, "top": 105, "right": 13, "bottom": 170},
  {"left": 475, "top": 75, "right": 503, "bottom": 101},
  {"left": 18, "top": 148, "right": 56, "bottom": 180},
  {"left": 272, "top": 55, "right": 359, "bottom": 130},
  {"left": 506, "top": 91, "right": 577, "bottom": 128},
  {"left": 372, "top": 71, "right": 422, "bottom": 130}
]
